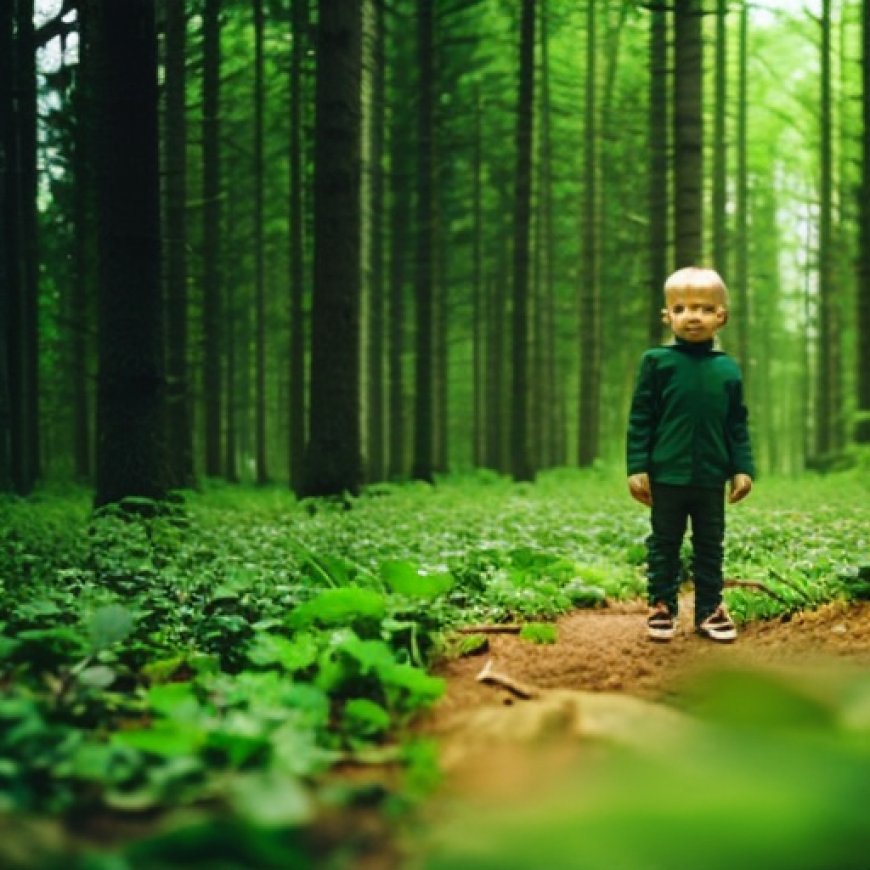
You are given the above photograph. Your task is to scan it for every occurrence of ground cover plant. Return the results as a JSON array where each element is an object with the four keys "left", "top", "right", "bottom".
[{"left": 1, "top": 468, "right": 869, "bottom": 867}]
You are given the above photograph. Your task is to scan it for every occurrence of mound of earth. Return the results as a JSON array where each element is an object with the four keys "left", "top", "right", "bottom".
[{"left": 422, "top": 597, "right": 870, "bottom": 800}]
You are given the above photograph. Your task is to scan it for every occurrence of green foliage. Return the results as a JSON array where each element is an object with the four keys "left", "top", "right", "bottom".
[
  {"left": 0, "top": 469, "right": 869, "bottom": 865},
  {"left": 519, "top": 623, "right": 558, "bottom": 645}
]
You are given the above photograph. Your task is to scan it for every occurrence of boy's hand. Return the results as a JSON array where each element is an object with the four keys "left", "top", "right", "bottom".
[
  {"left": 628, "top": 473, "right": 652, "bottom": 507},
  {"left": 728, "top": 473, "right": 752, "bottom": 504}
]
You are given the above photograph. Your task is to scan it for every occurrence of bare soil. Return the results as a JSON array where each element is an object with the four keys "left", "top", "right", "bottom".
[
  {"left": 429, "top": 597, "right": 870, "bottom": 719},
  {"left": 418, "top": 596, "right": 870, "bottom": 806}
]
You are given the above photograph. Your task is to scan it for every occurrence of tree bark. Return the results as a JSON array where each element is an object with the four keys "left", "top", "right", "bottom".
[
  {"left": 857, "top": 0, "right": 870, "bottom": 442},
  {"left": 578, "top": 0, "right": 600, "bottom": 467},
  {"left": 511, "top": 0, "right": 535, "bottom": 482},
  {"left": 673, "top": 0, "right": 703, "bottom": 267},
  {"left": 2, "top": 0, "right": 40, "bottom": 495},
  {"left": 648, "top": 1, "right": 668, "bottom": 346},
  {"left": 366, "top": 0, "right": 386, "bottom": 482},
  {"left": 164, "top": 0, "right": 193, "bottom": 488},
  {"left": 91, "top": 0, "right": 168, "bottom": 507},
  {"left": 0, "top": 0, "right": 15, "bottom": 490},
  {"left": 253, "top": 0, "right": 269, "bottom": 484},
  {"left": 712, "top": 0, "right": 728, "bottom": 275},
  {"left": 201, "top": 0, "right": 223, "bottom": 478},
  {"left": 816, "top": 0, "right": 837, "bottom": 458},
  {"left": 71, "top": 0, "right": 96, "bottom": 481},
  {"left": 301, "top": 0, "right": 364, "bottom": 496},
  {"left": 734, "top": 0, "right": 749, "bottom": 378},
  {"left": 411, "top": 0, "right": 435, "bottom": 482},
  {"left": 289, "top": 0, "right": 308, "bottom": 490}
]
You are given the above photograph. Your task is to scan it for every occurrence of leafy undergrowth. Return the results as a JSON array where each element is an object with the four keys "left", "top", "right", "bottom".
[{"left": 1, "top": 467, "right": 869, "bottom": 867}]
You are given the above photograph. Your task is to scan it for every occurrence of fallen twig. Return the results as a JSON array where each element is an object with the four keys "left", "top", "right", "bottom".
[
  {"left": 456, "top": 624, "right": 522, "bottom": 635},
  {"left": 476, "top": 658, "right": 540, "bottom": 700}
]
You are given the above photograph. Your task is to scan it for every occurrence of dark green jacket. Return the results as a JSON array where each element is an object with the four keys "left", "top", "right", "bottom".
[{"left": 626, "top": 338, "right": 755, "bottom": 487}]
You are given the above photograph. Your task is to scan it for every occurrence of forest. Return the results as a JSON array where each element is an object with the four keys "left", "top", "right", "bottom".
[
  {"left": 1, "top": 0, "right": 867, "bottom": 498},
  {"left": 2, "top": 0, "right": 870, "bottom": 868}
]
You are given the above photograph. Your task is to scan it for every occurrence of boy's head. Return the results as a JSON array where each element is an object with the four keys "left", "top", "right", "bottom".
[{"left": 662, "top": 266, "right": 729, "bottom": 343}]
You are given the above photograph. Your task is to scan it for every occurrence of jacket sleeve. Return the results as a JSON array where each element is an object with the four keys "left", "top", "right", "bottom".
[
  {"left": 626, "top": 354, "right": 656, "bottom": 475},
  {"left": 726, "top": 377, "right": 755, "bottom": 478}
]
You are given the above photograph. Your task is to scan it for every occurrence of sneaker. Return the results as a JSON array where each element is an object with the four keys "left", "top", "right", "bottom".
[
  {"left": 647, "top": 602, "right": 676, "bottom": 642},
  {"left": 697, "top": 605, "right": 737, "bottom": 643}
]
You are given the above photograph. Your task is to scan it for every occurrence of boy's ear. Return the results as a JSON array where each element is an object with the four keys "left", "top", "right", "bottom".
[
  {"left": 660, "top": 307, "right": 669, "bottom": 325},
  {"left": 718, "top": 308, "right": 729, "bottom": 326}
]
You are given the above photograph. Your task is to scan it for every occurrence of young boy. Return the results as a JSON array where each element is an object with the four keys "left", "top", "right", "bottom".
[{"left": 626, "top": 266, "right": 754, "bottom": 643}]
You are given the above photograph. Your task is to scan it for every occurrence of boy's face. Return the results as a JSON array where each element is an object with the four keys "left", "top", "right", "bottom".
[{"left": 663, "top": 286, "right": 726, "bottom": 343}]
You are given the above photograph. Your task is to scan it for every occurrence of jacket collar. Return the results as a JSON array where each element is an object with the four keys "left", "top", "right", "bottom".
[{"left": 669, "top": 337, "right": 718, "bottom": 355}]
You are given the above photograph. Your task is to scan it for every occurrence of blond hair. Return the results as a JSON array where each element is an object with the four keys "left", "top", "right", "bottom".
[{"left": 664, "top": 266, "right": 729, "bottom": 308}]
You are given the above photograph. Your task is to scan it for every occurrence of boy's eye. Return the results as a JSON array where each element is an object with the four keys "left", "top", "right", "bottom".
[{"left": 673, "top": 305, "right": 684, "bottom": 314}]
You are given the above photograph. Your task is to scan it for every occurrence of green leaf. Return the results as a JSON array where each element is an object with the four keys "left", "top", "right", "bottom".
[
  {"left": 87, "top": 603, "right": 135, "bottom": 650},
  {"left": 229, "top": 770, "right": 313, "bottom": 827},
  {"left": 141, "top": 655, "right": 187, "bottom": 684},
  {"left": 146, "top": 682, "right": 201, "bottom": 721},
  {"left": 0, "top": 635, "right": 20, "bottom": 660},
  {"left": 381, "top": 560, "right": 454, "bottom": 598},
  {"left": 246, "top": 632, "right": 319, "bottom": 673},
  {"left": 343, "top": 698, "right": 391, "bottom": 737},
  {"left": 77, "top": 664, "right": 117, "bottom": 688},
  {"left": 113, "top": 723, "right": 205, "bottom": 758},
  {"left": 288, "top": 587, "right": 386, "bottom": 630},
  {"left": 381, "top": 663, "right": 445, "bottom": 708}
]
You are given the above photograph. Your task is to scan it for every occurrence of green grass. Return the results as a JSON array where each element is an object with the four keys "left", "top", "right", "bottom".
[{"left": 1, "top": 467, "right": 869, "bottom": 867}]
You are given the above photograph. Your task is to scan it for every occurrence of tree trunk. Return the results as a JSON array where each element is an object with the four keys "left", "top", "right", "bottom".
[
  {"left": 434, "top": 223, "right": 448, "bottom": 473},
  {"left": 201, "top": 0, "right": 223, "bottom": 478},
  {"left": 734, "top": 0, "right": 749, "bottom": 377},
  {"left": 366, "top": 0, "right": 386, "bottom": 482},
  {"left": 648, "top": 2, "right": 667, "bottom": 346},
  {"left": 472, "top": 85, "right": 484, "bottom": 467},
  {"left": 387, "top": 0, "right": 413, "bottom": 480},
  {"left": 411, "top": 0, "right": 434, "bottom": 482},
  {"left": 857, "top": 0, "right": 870, "bottom": 442},
  {"left": 816, "top": 0, "right": 837, "bottom": 458},
  {"left": 301, "top": 0, "right": 363, "bottom": 496},
  {"left": 0, "top": 0, "right": 15, "bottom": 490},
  {"left": 164, "top": 0, "right": 193, "bottom": 489},
  {"left": 578, "top": 0, "right": 600, "bottom": 467},
  {"left": 289, "top": 0, "right": 308, "bottom": 490},
  {"left": 673, "top": 0, "right": 703, "bottom": 267},
  {"left": 71, "top": 0, "right": 96, "bottom": 481},
  {"left": 511, "top": 0, "right": 535, "bottom": 481},
  {"left": 536, "top": 0, "right": 557, "bottom": 468},
  {"left": 2, "top": 0, "right": 40, "bottom": 495},
  {"left": 712, "top": 0, "right": 728, "bottom": 275},
  {"left": 91, "top": 0, "right": 168, "bottom": 507},
  {"left": 253, "top": 0, "right": 268, "bottom": 484}
]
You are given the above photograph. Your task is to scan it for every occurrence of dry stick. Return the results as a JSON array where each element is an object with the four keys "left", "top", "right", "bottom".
[
  {"left": 456, "top": 624, "right": 522, "bottom": 635},
  {"left": 723, "top": 579, "right": 791, "bottom": 607},
  {"left": 476, "top": 658, "right": 540, "bottom": 700}
]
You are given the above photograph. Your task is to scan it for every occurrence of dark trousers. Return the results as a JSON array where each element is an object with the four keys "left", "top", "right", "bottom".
[{"left": 647, "top": 482, "right": 725, "bottom": 624}]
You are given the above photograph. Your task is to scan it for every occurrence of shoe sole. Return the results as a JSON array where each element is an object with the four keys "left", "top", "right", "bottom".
[
  {"left": 647, "top": 627, "right": 676, "bottom": 642},
  {"left": 696, "top": 627, "right": 737, "bottom": 643}
]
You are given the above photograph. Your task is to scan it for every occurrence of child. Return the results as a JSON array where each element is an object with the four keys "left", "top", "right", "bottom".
[{"left": 626, "top": 266, "right": 754, "bottom": 642}]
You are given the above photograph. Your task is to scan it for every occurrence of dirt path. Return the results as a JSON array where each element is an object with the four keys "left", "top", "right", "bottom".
[
  {"left": 417, "top": 596, "right": 870, "bottom": 804},
  {"left": 429, "top": 597, "right": 870, "bottom": 719},
  {"left": 412, "top": 601, "right": 870, "bottom": 869}
]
